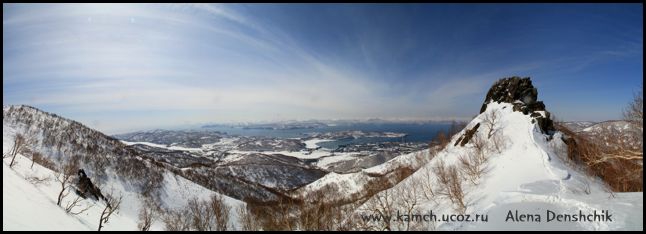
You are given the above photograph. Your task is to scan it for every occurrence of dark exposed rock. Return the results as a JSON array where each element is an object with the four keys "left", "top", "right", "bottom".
[
  {"left": 480, "top": 76, "right": 555, "bottom": 134},
  {"left": 512, "top": 102, "right": 524, "bottom": 112},
  {"left": 459, "top": 123, "right": 481, "bottom": 146},
  {"left": 454, "top": 135, "right": 463, "bottom": 146},
  {"left": 536, "top": 117, "right": 555, "bottom": 134},
  {"left": 481, "top": 76, "right": 537, "bottom": 111},
  {"left": 527, "top": 101, "right": 546, "bottom": 112},
  {"left": 76, "top": 169, "right": 106, "bottom": 203}
]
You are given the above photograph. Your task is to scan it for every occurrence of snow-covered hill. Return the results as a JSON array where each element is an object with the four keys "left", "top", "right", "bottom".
[
  {"left": 3, "top": 105, "right": 245, "bottom": 231},
  {"left": 293, "top": 148, "right": 433, "bottom": 205},
  {"left": 3, "top": 76, "right": 642, "bottom": 231},
  {"left": 580, "top": 120, "right": 643, "bottom": 151},
  {"left": 350, "top": 77, "right": 643, "bottom": 231}
]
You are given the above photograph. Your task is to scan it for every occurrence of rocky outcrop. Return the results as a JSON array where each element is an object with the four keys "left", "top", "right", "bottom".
[
  {"left": 75, "top": 169, "right": 107, "bottom": 204},
  {"left": 455, "top": 123, "right": 481, "bottom": 146},
  {"left": 480, "top": 76, "right": 555, "bottom": 134}
]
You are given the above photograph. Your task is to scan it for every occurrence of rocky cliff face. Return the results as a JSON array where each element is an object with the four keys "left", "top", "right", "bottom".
[{"left": 480, "top": 76, "right": 555, "bottom": 134}]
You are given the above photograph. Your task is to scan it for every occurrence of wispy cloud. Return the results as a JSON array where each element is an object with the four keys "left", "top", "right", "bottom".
[{"left": 3, "top": 4, "right": 642, "bottom": 133}]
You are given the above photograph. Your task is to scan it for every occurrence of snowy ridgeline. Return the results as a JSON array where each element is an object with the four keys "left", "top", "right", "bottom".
[
  {"left": 2, "top": 101, "right": 643, "bottom": 231},
  {"left": 2, "top": 115, "right": 245, "bottom": 231},
  {"left": 350, "top": 102, "right": 643, "bottom": 231}
]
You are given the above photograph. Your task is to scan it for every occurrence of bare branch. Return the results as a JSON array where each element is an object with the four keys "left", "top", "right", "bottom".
[{"left": 98, "top": 190, "right": 122, "bottom": 231}]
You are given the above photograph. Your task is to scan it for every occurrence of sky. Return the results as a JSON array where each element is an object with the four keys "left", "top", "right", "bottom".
[{"left": 3, "top": 3, "right": 643, "bottom": 134}]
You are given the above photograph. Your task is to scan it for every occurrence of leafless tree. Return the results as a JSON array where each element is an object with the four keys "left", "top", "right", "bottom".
[
  {"left": 623, "top": 83, "right": 643, "bottom": 133},
  {"left": 8, "top": 134, "right": 26, "bottom": 168},
  {"left": 296, "top": 185, "right": 347, "bottom": 231},
  {"left": 30, "top": 152, "right": 42, "bottom": 169},
  {"left": 161, "top": 194, "right": 231, "bottom": 231},
  {"left": 366, "top": 186, "right": 396, "bottom": 231},
  {"left": 65, "top": 196, "right": 93, "bottom": 215},
  {"left": 188, "top": 197, "right": 213, "bottom": 231},
  {"left": 138, "top": 208, "right": 153, "bottom": 231},
  {"left": 237, "top": 204, "right": 261, "bottom": 231},
  {"left": 163, "top": 208, "right": 191, "bottom": 231},
  {"left": 98, "top": 190, "right": 122, "bottom": 231},
  {"left": 209, "top": 194, "right": 230, "bottom": 231},
  {"left": 396, "top": 180, "right": 420, "bottom": 231},
  {"left": 138, "top": 198, "right": 159, "bottom": 231},
  {"left": 55, "top": 161, "right": 78, "bottom": 206}
]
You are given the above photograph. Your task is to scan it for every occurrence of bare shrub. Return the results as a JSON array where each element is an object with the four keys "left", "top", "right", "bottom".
[
  {"left": 163, "top": 195, "right": 231, "bottom": 231},
  {"left": 432, "top": 131, "right": 449, "bottom": 149},
  {"left": 163, "top": 208, "right": 191, "bottom": 231},
  {"left": 418, "top": 166, "right": 436, "bottom": 203},
  {"left": 446, "top": 166, "right": 466, "bottom": 213},
  {"left": 209, "top": 194, "right": 230, "bottom": 231},
  {"left": 26, "top": 174, "right": 51, "bottom": 186},
  {"left": 434, "top": 161, "right": 451, "bottom": 196},
  {"left": 363, "top": 186, "right": 395, "bottom": 231},
  {"left": 98, "top": 190, "right": 122, "bottom": 231},
  {"left": 434, "top": 161, "right": 466, "bottom": 213},
  {"left": 65, "top": 196, "right": 93, "bottom": 215},
  {"left": 471, "top": 134, "right": 489, "bottom": 163},
  {"left": 431, "top": 121, "right": 467, "bottom": 150},
  {"left": 396, "top": 180, "right": 421, "bottom": 231},
  {"left": 138, "top": 207, "right": 154, "bottom": 231},
  {"left": 188, "top": 197, "right": 212, "bottom": 231},
  {"left": 491, "top": 131, "right": 507, "bottom": 154},
  {"left": 237, "top": 204, "right": 261, "bottom": 231},
  {"left": 458, "top": 153, "right": 485, "bottom": 185},
  {"left": 297, "top": 185, "right": 342, "bottom": 231},
  {"left": 556, "top": 122, "right": 643, "bottom": 192},
  {"left": 483, "top": 109, "right": 501, "bottom": 139},
  {"left": 138, "top": 197, "right": 160, "bottom": 231}
]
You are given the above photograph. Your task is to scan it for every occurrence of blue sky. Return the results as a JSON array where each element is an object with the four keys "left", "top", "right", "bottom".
[{"left": 3, "top": 3, "right": 643, "bottom": 134}]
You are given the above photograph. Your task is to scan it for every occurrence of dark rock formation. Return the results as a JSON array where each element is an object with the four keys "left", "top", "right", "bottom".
[
  {"left": 481, "top": 76, "right": 537, "bottom": 111},
  {"left": 454, "top": 135, "right": 463, "bottom": 146},
  {"left": 76, "top": 169, "right": 106, "bottom": 203},
  {"left": 480, "top": 76, "right": 555, "bottom": 134},
  {"left": 456, "top": 123, "right": 481, "bottom": 146}
]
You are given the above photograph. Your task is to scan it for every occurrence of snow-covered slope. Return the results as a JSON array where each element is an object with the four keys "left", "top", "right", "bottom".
[
  {"left": 3, "top": 159, "right": 95, "bottom": 231},
  {"left": 3, "top": 105, "right": 245, "bottom": 231},
  {"left": 352, "top": 78, "right": 643, "bottom": 231},
  {"left": 294, "top": 148, "right": 432, "bottom": 204},
  {"left": 347, "top": 77, "right": 643, "bottom": 230}
]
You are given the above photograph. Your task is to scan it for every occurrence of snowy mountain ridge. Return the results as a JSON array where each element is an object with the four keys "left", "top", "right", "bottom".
[
  {"left": 3, "top": 105, "right": 245, "bottom": 230},
  {"left": 3, "top": 76, "right": 642, "bottom": 231},
  {"left": 349, "top": 77, "right": 643, "bottom": 230}
]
